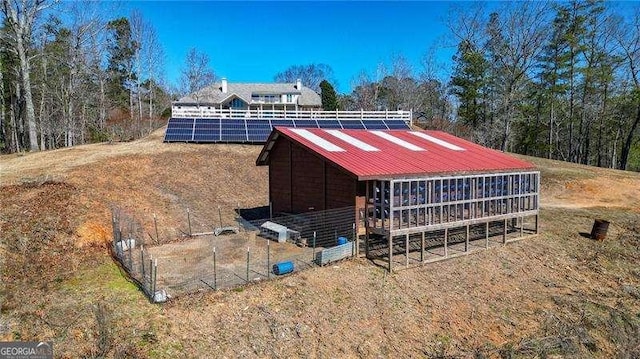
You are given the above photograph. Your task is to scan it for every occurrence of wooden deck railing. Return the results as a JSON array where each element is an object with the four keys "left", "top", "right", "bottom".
[{"left": 171, "top": 107, "right": 413, "bottom": 122}]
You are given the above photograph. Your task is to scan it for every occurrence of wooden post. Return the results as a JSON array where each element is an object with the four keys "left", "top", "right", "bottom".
[
  {"left": 420, "top": 231, "right": 425, "bottom": 262},
  {"left": 246, "top": 247, "right": 250, "bottom": 283},
  {"left": 405, "top": 234, "right": 409, "bottom": 267},
  {"left": 535, "top": 214, "right": 539, "bottom": 234},
  {"left": 152, "top": 258, "right": 157, "bottom": 301},
  {"left": 388, "top": 234, "right": 393, "bottom": 272},
  {"left": 153, "top": 214, "right": 159, "bottom": 243},
  {"left": 312, "top": 231, "right": 317, "bottom": 264},
  {"left": 444, "top": 228, "right": 448, "bottom": 257},
  {"left": 465, "top": 224, "right": 470, "bottom": 252},
  {"left": 503, "top": 218, "right": 507, "bottom": 244},
  {"left": 187, "top": 208, "right": 192, "bottom": 237},
  {"left": 128, "top": 238, "right": 133, "bottom": 269},
  {"left": 267, "top": 240, "right": 270, "bottom": 279},
  {"left": 485, "top": 221, "right": 489, "bottom": 248},
  {"left": 365, "top": 181, "right": 370, "bottom": 259},
  {"left": 148, "top": 257, "right": 153, "bottom": 293},
  {"left": 141, "top": 245, "right": 145, "bottom": 279},
  {"left": 213, "top": 247, "right": 217, "bottom": 290},
  {"left": 352, "top": 223, "right": 357, "bottom": 257}
]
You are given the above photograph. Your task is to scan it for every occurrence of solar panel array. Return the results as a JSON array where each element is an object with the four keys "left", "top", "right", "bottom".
[{"left": 164, "top": 118, "right": 411, "bottom": 143}]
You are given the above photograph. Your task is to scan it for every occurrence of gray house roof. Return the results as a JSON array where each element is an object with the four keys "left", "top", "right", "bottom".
[{"left": 177, "top": 81, "right": 321, "bottom": 107}]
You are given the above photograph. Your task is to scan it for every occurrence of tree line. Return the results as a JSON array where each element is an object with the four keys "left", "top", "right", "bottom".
[
  {"left": 284, "top": 1, "right": 639, "bottom": 171},
  {"left": 1, "top": 1, "right": 638, "bottom": 171},
  {"left": 448, "top": 1, "right": 640, "bottom": 171},
  {"left": 0, "top": 1, "right": 172, "bottom": 152}
]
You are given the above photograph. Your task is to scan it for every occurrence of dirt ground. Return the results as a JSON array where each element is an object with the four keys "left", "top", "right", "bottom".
[
  {"left": 1, "top": 131, "right": 639, "bottom": 358},
  {"left": 147, "top": 231, "right": 316, "bottom": 296}
]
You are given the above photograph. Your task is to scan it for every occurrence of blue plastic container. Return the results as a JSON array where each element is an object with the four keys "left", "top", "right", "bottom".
[
  {"left": 272, "top": 261, "right": 294, "bottom": 275},
  {"left": 337, "top": 237, "right": 348, "bottom": 246}
]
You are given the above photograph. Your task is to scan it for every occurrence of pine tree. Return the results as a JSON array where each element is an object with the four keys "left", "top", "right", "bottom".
[
  {"left": 450, "top": 40, "right": 488, "bottom": 130},
  {"left": 319, "top": 79, "right": 338, "bottom": 111},
  {"left": 106, "top": 18, "right": 139, "bottom": 110}
]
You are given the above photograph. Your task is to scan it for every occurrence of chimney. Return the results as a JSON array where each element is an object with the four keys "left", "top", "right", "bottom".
[
  {"left": 221, "top": 78, "right": 228, "bottom": 93},
  {"left": 296, "top": 78, "right": 302, "bottom": 90}
]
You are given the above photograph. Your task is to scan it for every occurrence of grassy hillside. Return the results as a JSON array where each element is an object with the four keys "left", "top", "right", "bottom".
[{"left": 1, "top": 131, "right": 639, "bottom": 358}]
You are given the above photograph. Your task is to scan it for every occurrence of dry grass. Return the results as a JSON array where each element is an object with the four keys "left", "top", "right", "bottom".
[{"left": 0, "top": 134, "right": 639, "bottom": 358}]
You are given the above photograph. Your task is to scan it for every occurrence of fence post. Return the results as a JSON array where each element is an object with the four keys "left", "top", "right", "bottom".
[
  {"left": 312, "top": 231, "right": 317, "bottom": 264},
  {"left": 213, "top": 247, "right": 218, "bottom": 290},
  {"left": 267, "top": 240, "right": 270, "bottom": 279},
  {"left": 352, "top": 223, "right": 356, "bottom": 257},
  {"left": 141, "top": 245, "right": 145, "bottom": 279},
  {"left": 128, "top": 238, "right": 133, "bottom": 270},
  {"left": 246, "top": 247, "right": 250, "bottom": 283},
  {"left": 153, "top": 214, "right": 159, "bottom": 243},
  {"left": 152, "top": 258, "right": 158, "bottom": 301},
  {"left": 148, "top": 257, "right": 153, "bottom": 295},
  {"left": 111, "top": 211, "right": 117, "bottom": 249},
  {"left": 213, "top": 247, "right": 217, "bottom": 290},
  {"left": 187, "top": 208, "right": 192, "bottom": 236}
]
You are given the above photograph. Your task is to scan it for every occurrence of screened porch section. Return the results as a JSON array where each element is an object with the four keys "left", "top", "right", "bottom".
[{"left": 365, "top": 171, "right": 540, "bottom": 235}]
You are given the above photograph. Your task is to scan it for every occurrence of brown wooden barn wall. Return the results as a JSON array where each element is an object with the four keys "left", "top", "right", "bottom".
[
  {"left": 268, "top": 139, "right": 292, "bottom": 214},
  {"left": 268, "top": 137, "right": 361, "bottom": 216}
]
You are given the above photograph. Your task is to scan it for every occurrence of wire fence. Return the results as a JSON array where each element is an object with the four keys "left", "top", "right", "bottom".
[
  {"left": 111, "top": 207, "right": 161, "bottom": 302},
  {"left": 109, "top": 206, "right": 358, "bottom": 300}
]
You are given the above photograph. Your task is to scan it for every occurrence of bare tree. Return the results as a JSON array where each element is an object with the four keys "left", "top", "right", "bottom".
[
  {"left": 349, "top": 64, "right": 388, "bottom": 111},
  {"left": 179, "top": 48, "right": 216, "bottom": 104},
  {"left": 489, "top": 2, "right": 550, "bottom": 151},
  {"left": 2, "top": 0, "right": 56, "bottom": 151},
  {"left": 142, "top": 24, "right": 165, "bottom": 130},
  {"left": 274, "top": 63, "right": 334, "bottom": 93}
]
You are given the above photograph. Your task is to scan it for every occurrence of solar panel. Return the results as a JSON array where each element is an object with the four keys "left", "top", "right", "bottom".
[
  {"left": 164, "top": 116, "right": 412, "bottom": 144},
  {"left": 246, "top": 119, "right": 273, "bottom": 142},
  {"left": 220, "top": 119, "right": 248, "bottom": 142},
  {"left": 362, "top": 119, "right": 388, "bottom": 130},
  {"left": 193, "top": 119, "right": 221, "bottom": 142},
  {"left": 384, "top": 119, "right": 411, "bottom": 130},
  {"left": 164, "top": 118, "right": 195, "bottom": 142},
  {"left": 293, "top": 119, "right": 318, "bottom": 128},
  {"left": 339, "top": 119, "right": 365, "bottom": 129},
  {"left": 271, "top": 119, "right": 295, "bottom": 128},
  {"left": 316, "top": 119, "right": 342, "bottom": 129}
]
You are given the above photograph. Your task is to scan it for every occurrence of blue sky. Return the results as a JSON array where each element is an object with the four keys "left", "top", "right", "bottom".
[{"left": 120, "top": 1, "right": 456, "bottom": 93}]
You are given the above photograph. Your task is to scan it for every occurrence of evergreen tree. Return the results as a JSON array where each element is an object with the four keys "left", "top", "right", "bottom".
[
  {"left": 319, "top": 79, "right": 338, "bottom": 111},
  {"left": 450, "top": 39, "right": 488, "bottom": 130},
  {"left": 106, "top": 18, "right": 139, "bottom": 110}
]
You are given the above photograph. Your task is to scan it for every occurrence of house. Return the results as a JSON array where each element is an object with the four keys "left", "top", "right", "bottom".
[
  {"left": 256, "top": 127, "right": 540, "bottom": 271},
  {"left": 175, "top": 78, "right": 322, "bottom": 112}
]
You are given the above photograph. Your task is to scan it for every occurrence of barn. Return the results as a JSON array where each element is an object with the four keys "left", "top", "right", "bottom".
[{"left": 256, "top": 127, "right": 540, "bottom": 271}]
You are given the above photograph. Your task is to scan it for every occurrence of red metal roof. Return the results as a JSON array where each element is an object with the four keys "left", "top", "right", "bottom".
[{"left": 257, "top": 128, "right": 536, "bottom": 180}]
